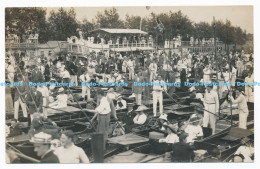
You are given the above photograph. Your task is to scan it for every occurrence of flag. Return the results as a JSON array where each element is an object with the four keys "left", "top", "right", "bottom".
[{"left": 156, "top": 17, "right": 164, "bottom": 33}]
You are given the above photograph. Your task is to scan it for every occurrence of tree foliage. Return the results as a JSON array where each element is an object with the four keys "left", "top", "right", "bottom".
[
  {"left": 95, "top": 8, "right": 125, "bottom": 29},
  {"left": 5, "top": 7, "right": 251, "bottom": 46},
  {"left": 5, "top": 7, "right": 46, "bottom": 37},
  {"left": 48, "top": 7, "right": 79, "bottom": 41}
]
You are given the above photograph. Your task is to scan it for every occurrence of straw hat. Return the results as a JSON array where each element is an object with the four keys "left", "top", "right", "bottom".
[
  {"left": 57, "top": 87, "right": 64, "bottom": 93},
  {"left": 135, "top": 105, "right": 149, "bottom": 112},
  {"left": 30, "top": 132, "right": 52, "bottom": 144}
]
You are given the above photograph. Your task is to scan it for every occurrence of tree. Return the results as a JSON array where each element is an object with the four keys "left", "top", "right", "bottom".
[
  {"left": 5, "top": 7, "right": 47, "bottom": 38},
  {"left": 81, "top": 19, "right": 96, "bottom": 39},
  {"left": 48, "top": 8, "right": 79, "bottom": 41},
  {"left": 125, "top": 14, "right": 142, "bottom": 29},
  {"left": 95, "top": 8, "right": 125, "bottom": 28},
  {"left": 194, "top": 22, "right": 213, "bottom": 40}
]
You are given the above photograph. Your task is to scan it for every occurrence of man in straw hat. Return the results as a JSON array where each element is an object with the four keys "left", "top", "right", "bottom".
[
  {"left": 228, "top": 86, "right": 249, "bottom": 129},
  {"left": 30, "top": 132, "right": 59, "bottom": 163}
]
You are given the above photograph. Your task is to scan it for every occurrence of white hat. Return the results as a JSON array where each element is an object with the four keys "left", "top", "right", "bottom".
[
  {"left": 57, "top": 87, "right": 64, "bottom": 93},
  {"left": 159, "top": 113, "right": 168, "bottom": 121},
  {"left": 30, "top": 132, "right": 52, "bottom": 144},
  {"left": 135, "top": 105, "right": 149, "bottom": 112}
]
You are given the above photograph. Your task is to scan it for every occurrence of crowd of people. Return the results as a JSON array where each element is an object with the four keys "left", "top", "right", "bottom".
[{"left": 5, "top": 46, "right": 254, "bottom": 163}]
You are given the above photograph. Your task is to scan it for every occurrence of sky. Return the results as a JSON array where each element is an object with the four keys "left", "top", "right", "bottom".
[{"left": 47, "top": 6, "right": 253, "bottom": 33}]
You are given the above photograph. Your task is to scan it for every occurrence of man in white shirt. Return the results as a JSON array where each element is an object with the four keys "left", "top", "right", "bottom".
[
  {"left": 79, "top": 69, "right": 91, "bottom": 101},
  {"left": 245, "top": 70, "right": 254, "bottom": 102},
  {"left": 127, "top": 57, "right": 134, "bottom": 80},
  {"left": 85, "top": 89, "right": 118, "bottom": 148},
  {"left": 60, "top": 68, "right": 70, "bottom": 83},
  {"left": 203, "top": 64, "right": 211, "bottom": 84},
  {"left": 149, "top": 59, "right": 157, "bottom": 82},
  {"left": 202, "top": 85, "right": 219, "bottom": 134},
  {"left": 7, "top": 62, "right": 15, "bottom": 83},
  {"left": 55, "top": 130, "right": 89, "bottom": 163},
  {"left": 152, "top": 75, "right": 166, "bottom": 117}
]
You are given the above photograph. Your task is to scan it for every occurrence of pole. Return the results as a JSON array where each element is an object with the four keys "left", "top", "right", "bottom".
[{"left": 213, "top": 17, "right": 221, "bottom": 117}]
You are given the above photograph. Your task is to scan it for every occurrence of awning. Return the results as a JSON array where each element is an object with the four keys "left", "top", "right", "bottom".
[{"left": 90, "top": 28, "right": 148, "bottom": 35}]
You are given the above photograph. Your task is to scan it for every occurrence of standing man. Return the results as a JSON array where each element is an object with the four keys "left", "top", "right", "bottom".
[
  {"left": 149, "top": 59, "right": 158, "bottom": 83},
  {"left": 14, "top": 76, "right": 28, "bottom": 120},
  {"left": 245, "top": 69, "right": 254, "bottom": 102},
  {"left": 132, "top": 70, "right": 144, "bottom": 105},
  {"left": 30, "top": 66, "right": 43, "bottom": 83},
  {"left": 202, "top": 85, "right": 219, "bottom": 135},
  {"left": 26, "top": 86, "right": 43, "bottom": 119},
  {"left": 228, "top": 87, "right": 249, "bottom": 129},
  {"left": 86, "top": 89, "right": 118, "bottom": 148},
  {"left": 68, "top": 57, "right": 78, "bottom": 86},
  {"left": 203, "top": 64, "right": 211, "bottom": 84},
  {"left": 152, "top": 75, "right": 166, "bottom": 117},
  {"left": 30, "top": 132, "right": 59, "bottom": 163},
  {"left": 127, "top": 57, "right": 134, "bottom": 80},
  {"left": 80, "top": 68, "right": 91, "bottom": 101}
]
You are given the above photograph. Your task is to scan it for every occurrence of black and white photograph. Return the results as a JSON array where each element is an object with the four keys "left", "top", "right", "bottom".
[{"left": 2, "top": 2, "right": 257, "bottom": 166}]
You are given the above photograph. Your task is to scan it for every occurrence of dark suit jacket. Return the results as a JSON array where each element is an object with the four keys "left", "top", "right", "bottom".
[
  {"left": 31, "top": 70, "right": 43, "bottom": 83},
  {"left": 26, "top": 91, "right": 43, "bottom": 114},
  {"left": 14, "top": 83, "right": 27, "bottom": 102},
  {"left": 41, "top": 150, "right": 59, "bottom": 163}
]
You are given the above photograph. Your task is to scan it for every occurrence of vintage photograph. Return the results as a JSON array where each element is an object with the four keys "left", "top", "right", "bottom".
[{"left": 5, "top": 6, "right": 254, "bottom": 163}]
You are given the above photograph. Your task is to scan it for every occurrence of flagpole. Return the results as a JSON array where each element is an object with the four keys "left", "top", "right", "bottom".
[{"left": 213, "top": 16, "right": 221, "bottom": 119}]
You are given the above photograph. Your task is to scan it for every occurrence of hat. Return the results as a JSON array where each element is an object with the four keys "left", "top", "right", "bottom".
[
  {"left": 159, "top": 113, "right": 168, "bottom": 121},
  {"left": 135, "top": 105, "right": 149, "bottom": 112},
  {"left": 117, "top": 94, "right": 123, "bottom": 99},
  {"left": 57, "top": 87, "right": 64, "bottom": 93},
  {"left": 30, "top": 132, "right": 52, "bottom": 144}
]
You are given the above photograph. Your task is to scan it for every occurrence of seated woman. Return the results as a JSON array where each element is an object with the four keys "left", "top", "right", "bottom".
[
  {"left": 159, "top": 123, "right": 179, "bottom": 144},
  {"left": 233, "top": 136, "right": 254, "bottom": 162},
  {"left": 183, "top": 114, "right": 203, "bottom": 144},
  {"left": 115, "top": 95, "right": 127, "bottom": 110},
  {"left": 49, "top": 87, "right": 68, "bottom": 109},
  {"left": 124, "top": 105, "right": 148, "bottom": 133}
]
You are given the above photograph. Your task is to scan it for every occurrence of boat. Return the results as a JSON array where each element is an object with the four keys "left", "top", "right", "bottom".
[
  {"left": 194, "top": 127, "right": 253, "bottom": 162},
  {"left": 6, "top": 122, "right": 93, "bottom": 162}
]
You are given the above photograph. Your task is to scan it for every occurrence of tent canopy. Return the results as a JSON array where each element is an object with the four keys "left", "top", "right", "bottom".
[{"left": 90, "top": 28, "right": 148, "bottom": 35}]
